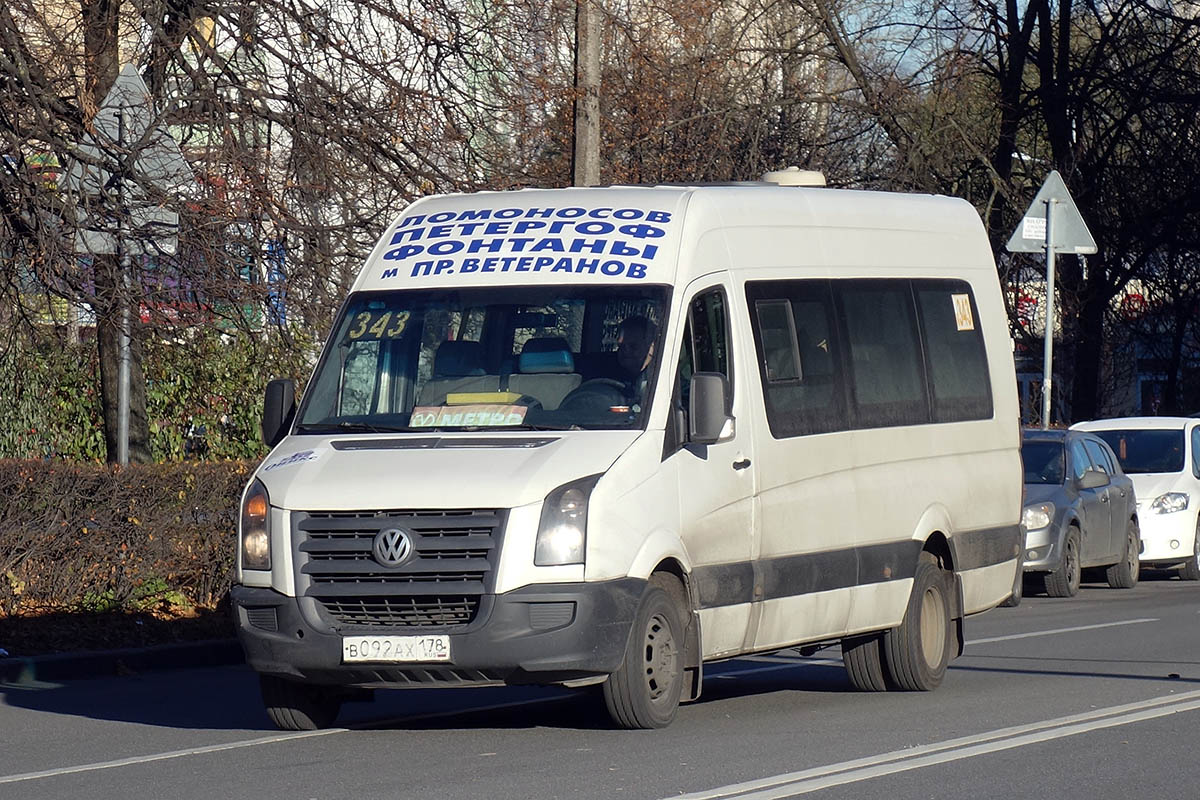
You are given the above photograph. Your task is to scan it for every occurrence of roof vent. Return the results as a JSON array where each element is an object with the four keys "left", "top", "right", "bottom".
[{"left": 761, "top": 167, "right": 826, "bottom": 187}]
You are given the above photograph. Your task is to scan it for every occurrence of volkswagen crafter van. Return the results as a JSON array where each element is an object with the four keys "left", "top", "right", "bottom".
[{"left": 233, "top": 176, "right": 1023, "bottom": 730}]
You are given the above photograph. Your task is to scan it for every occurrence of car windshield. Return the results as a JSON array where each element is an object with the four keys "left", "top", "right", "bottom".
[
  {"left": 1091, "top": 429, "right": 1185, "bottom": 474},
  {"left": 296, "top": 285, "right": 669, "bottom": 432},
  {"left": 1022, "top": 440, "right": 1065, "bottom": 485}
]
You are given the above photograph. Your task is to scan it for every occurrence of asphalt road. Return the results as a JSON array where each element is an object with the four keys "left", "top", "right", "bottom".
[{"left": 2, "top": 573, "right": 1198, "bottom": 800}]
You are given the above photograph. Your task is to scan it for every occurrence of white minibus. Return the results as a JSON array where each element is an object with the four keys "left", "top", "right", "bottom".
[{"left": 233, "top": 176, "right": 1023, "bottom": 730}]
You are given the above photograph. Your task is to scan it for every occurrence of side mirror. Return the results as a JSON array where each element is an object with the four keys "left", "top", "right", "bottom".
[
  {"left": 1078, "top": 468, "right": 1110, "bottom": 490},
  {"left": 262, "top": 379, "right": 297, "bottom": 447},
  {"left": 689, "top": 372, "right": 733, "bottom": 445}
]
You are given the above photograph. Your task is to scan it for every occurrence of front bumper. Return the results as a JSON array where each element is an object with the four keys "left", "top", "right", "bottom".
[
  {"left": 231, "top": 579, "right": 644, "bottom": 688},
  {"left": 1020, "top": 524, "right": 1061, "bottom": 572},
  {"left": 1136, "top": 509, "right": 1197, "bottom": 564}
]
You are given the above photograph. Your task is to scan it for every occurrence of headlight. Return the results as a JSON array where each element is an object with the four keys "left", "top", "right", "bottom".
[
  {"left": 1152, "top": 492, "right": 1190, "bottom": 514},
  {"left": 240, "top": 479, "right": 271, "bottom": 570},
  {"left": 535, "top": 475, "right": 601, "bottom": 566},
  {"left": 1022, "top": 502, "right": 1054, "bottom": 531}
]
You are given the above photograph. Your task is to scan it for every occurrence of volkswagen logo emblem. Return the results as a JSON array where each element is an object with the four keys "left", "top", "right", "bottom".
[{"left": 373, "top": 527, "right": 414, "bottom": 567}]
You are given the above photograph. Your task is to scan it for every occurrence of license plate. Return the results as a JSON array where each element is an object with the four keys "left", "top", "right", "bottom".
[{"left": 342, "top": 635, "right": 451, "bottom": 663}]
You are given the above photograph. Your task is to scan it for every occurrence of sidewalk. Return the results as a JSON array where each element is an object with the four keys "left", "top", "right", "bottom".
[{"left": 0, "top": 639, "right": 244, "bottom": 684}]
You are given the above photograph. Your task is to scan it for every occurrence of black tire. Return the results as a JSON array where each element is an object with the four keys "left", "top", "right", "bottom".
[
  {"left": 842, "top": 633, "right": 889, "bottom": 691},
  {"left": 1000, "top": 550, "right": 1024, "bottom": 607},
  {"left": 1044, "top": 526, "right": 1081, "bottom": 598},
  {"left": 603, "top": 575, "right": 686, "bottom": 729},
  {"left": 1180, "top": 524, "right": 1200, "bottom": 581},
  {"left": 882, "top": 557, "right": 953, "bottom": 692},
  {"left": 260, "top": 675, "right": 342, "bottom": 731},
  {"left": 1105, "top": 518, "right": 1140, "bottom": 589}
]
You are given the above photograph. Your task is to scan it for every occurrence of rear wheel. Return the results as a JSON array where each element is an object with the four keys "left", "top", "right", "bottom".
[
  {"left": 260, "top": 675, "right": 342, "bottom": 731},
  {"left": 603, "top": 575, "right": 686, "bottom": 729},
  {"left": 882, "top": 556, "right": 953, "bottom": 691},
  {"left": 1180, "top": 524, "right": 1200, "bottom": 581},
  {"left": 1044, "top": 526, "right": 1081, "bottom": 598},
  {"left": 1105, "top": 519, "right": 1140, "bottom": 589},
  {"left": 842, "top": 633, "right": 889, "bottom": 691}
]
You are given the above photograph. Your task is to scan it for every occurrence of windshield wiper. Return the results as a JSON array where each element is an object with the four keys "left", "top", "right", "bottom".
[{"left": 295, "top": 421, "right": 416, "bottom": 434}]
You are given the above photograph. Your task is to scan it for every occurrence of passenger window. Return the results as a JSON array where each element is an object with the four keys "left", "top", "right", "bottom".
[
  {"left": 837, "top": 281, "right": 928, "bottom": 428},
  {"left": 1083, "top": 440, "right": 1113, "bottom": 474},
  {"left": 1069, "top": 440, "right": 1092, "bottom": 482},
  {"left": 747, "top": 280, "right": 847, "bottom": 438},
  {"left": 915, "top": 283, "right": 993, "bottom": 422}
]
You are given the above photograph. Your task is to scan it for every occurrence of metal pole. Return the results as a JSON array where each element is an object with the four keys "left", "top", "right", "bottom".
[
  {"left": 116, "top": 109, "right": 131, "bottom": 466},
  {"left": 1041, "top": 199, "right": 1057, "bottom": 430}
]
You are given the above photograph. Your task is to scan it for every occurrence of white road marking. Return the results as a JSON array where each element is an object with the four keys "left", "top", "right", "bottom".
[
  {"left": 669, "top": 689, "right": 1200, "bottom": 799},
  {"left": 967, "top": 618, "right": 1158, "bottom": 646}
]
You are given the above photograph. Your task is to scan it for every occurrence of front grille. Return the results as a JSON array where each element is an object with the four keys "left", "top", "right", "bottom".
[{"left": 296, "top": 509, "right": 503, "bottom": 629}]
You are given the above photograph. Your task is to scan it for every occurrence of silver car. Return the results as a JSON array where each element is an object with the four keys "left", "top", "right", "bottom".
[{"left": 1021, "top": 429, "right": 1141, "bottom": 597}]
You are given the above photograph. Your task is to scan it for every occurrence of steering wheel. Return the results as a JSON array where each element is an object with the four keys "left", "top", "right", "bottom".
[{"left": 560, "top": 379, "right": 627, "bottom": 412}]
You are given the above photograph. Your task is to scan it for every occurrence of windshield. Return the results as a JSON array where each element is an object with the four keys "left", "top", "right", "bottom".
[
  {"left": 296, "top": 285, "right": 669, "bottom": 432},
  {"left": 1022, "top": 440, "right": 1065, "bottom": 485},
  {"left": 1092, "top": 429, "right": 1185, "bottom": 474}
]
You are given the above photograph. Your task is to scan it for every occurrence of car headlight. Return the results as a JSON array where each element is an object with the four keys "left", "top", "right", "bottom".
[
  {"left": 240, "top": 479, "right": 271, "bottom": 570},
  {"left": 535, "top": 475, "right": 601, "bottom": 566},
  {"left": 1152, "top": 492, "right": 1190, "bottom": 514},
  {"left": 1022, "top": 502, "right": 1054, "bottom": 531}
]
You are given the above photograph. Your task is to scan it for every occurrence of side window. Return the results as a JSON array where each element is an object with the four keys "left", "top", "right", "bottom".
[
  {"left": 1083, "top": 439, "right": 1114, "bottom": 474},
  {"left": 915, "top": 282, "right": 993, "bottom": 422},
  {"left": 674, "top": 287, "right": 732, "bottom": 427},
  {"left": 747, "top": 280, "right": 847, "bottom": 438},
  {"left": 1192, "top": 427, "right": 1200, "bottom": 479},
  {"left": 1069, "top": 440, "right": 1093, "bottom": 481},
  {"left": 837, "top": 281, "right": 929, "bottom": 428}
]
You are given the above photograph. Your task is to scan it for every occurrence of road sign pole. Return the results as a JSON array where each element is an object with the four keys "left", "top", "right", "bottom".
[
  {"left": 1041, "top": 199, "right": 1057, "bottom": 430},
  {"left": 115, "top": 109, "right": 131, "bottom": 466}
]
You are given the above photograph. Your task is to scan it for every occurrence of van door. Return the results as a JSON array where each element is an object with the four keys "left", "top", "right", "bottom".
[{"left": 665, "top": 279, "right": 757, "bottom": 659}]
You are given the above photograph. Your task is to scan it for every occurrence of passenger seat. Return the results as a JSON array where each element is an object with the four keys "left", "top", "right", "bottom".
[
  {"left": 506, "top": 337, "right": 582, "bottom": 410},
  {"left": 417, "top": 341, "right": 499, "bottom": 405}
]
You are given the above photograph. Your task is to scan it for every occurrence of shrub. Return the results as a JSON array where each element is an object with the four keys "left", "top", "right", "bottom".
[{"left": 0, "top": 460, "right": 254, "bottom": 619}]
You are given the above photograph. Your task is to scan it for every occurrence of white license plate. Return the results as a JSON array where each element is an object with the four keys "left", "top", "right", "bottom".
[{"left": 342, "top": 635, "right": 451, "bottom": 663}]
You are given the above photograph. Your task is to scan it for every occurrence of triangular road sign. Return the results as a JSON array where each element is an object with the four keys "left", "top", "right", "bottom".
[{"left": 1006, "top": 170, "right": 1098, "bottom": 255}]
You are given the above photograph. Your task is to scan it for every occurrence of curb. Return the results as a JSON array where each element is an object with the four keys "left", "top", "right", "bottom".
[{"left": 0, "top": 639, "right": 244, "bottom": 685}]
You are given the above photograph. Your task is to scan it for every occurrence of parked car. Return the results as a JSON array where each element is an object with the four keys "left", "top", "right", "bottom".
[
  {"left": 1020, "top": 428, "right": 1140, "bottom": 597},
  {"left": 1071, "top": 417, "right": 1200, "bottom": 579}
]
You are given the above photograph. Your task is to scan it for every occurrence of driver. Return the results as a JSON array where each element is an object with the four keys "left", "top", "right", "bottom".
[{"left": 615, "top": 315, "right": 657, "bottom": 402}]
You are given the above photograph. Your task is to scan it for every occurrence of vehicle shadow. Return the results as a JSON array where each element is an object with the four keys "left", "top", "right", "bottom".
[{"left": 0, "top": 652, "right": 856, "bottom": 733}]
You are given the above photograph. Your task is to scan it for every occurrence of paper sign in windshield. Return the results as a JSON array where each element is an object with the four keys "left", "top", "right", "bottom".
[
  {"left": 952, "top": 293, "right": 975, "bottom": 331},
  {"left": 410, "top": 404, "right": 529, "bottom": 428}
]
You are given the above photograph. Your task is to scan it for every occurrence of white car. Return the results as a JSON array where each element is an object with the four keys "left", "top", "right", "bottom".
[{"left": 1071, "top": 417, "right": 1200, "bottom": 578}]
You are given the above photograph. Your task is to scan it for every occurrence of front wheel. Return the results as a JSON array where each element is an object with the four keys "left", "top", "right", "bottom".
[
  {"left": 1105, "top": 519, "right": 1140, "bottom": 589},
  {"left": 260, "top": 675, "right": 342, "bottom": 731},
  {"left": 882, "top": 557, "right": 953, "bottom": 691},
  {"left": 603, "top": 576, "right": 686, "bottom": 729},
  {"left": 1044, "top": 526, "right": 1081, "bottom": 598}
]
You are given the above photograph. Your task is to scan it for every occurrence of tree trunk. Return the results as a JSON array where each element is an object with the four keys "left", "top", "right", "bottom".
[{"left": 1069, "top": 284, "right": 1107, "bottom": 423}]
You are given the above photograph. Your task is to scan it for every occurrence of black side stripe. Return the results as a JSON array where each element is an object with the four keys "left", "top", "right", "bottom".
[{"left": 692, "top": 525, "right": 1020, "bottom": 609}]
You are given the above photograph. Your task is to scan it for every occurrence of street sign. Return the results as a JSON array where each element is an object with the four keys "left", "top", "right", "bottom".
[
  {"left": 62, "top": 64, "right": 193, "bottom": 255},
  {"left": 1005, "top": 170, "right": 1098, "bottom": 429},
  {"left": 1006, "top": 170, "right": 1097, "bottom": 255}
]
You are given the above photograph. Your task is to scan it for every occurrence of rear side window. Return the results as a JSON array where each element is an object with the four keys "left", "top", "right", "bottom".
[
  {"left": 916, "top": 282, "right": 993, "bottom": 422},
  {"left": 747, "top": 278, "right": 993, "bottom": 439}
]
